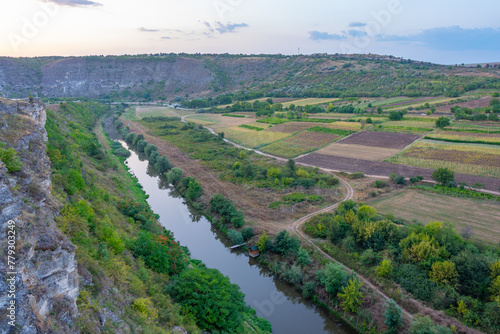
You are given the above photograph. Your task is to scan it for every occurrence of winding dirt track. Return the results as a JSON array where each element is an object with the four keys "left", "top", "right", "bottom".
[{"left": 180, "top": 114, "right": 415, "bottom": 320}]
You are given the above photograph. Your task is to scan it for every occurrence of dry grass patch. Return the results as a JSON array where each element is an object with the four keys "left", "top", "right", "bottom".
[
  {"left": 367, "top": 189, "right": 500, "bottom": 243},
  {"left": 316, "top": 143, "right": 401, "bottom": 161},
  {"left": 322, "top": 121, "right": 364, "bottom": 130}
]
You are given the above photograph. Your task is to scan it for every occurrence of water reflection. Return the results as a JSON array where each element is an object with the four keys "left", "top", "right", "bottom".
[{"left": 104, "top": 117, "right": 354, "bottom": 334}]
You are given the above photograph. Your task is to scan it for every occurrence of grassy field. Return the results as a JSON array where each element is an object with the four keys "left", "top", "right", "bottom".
[
  {"left": 223, "top": 126, "right": 290, "bottom": 148},
  {"left": 388, "top": 97, "right": 457, "bottom": 111},
  {"left": 310, "top": 113, "right": 353, "bottom": 120},
  {"left": 367, "top": 189, "right": 500, "bottom": 243},
  {"left": 136, "top": 106, "right": 193, "bottom": 118},
  {"left": 281, "top": 98, "right": 339, "bottom": 107},
  {"left": 259, "top": 131, "right": 340, "bottom": 158},
  {"left": 264, "top": 122, "right": 315, "bottom": 133},
  {"left": 121, "top": 107, "right": 140, "bottom": 121},
  {"left": 323, "top": 121, "right": 364, "bottom": 130},
  {"left": 448, "top": 122, "right": 500, "bottom": 132},
  {"left": 316, "top": 143, "right": 401, "bottom": 161},
  {"left": 388, "top": 141, "right": 500, "bottom": 177}
]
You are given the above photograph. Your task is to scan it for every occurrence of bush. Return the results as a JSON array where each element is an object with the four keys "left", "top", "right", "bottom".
[
  {"left": 297, "top": 247, "right": 311, "bottom": 267},
  {"left": 316, "top": 262, "right": 347, "bottom": 296},
  {"left": 272, "top": 230, "right": 300, "bottom": 257},
  {"left": 155, "top": 156, "right": 172, "bottom": 173},
  {"left": 337, "top": 277, "right": 364, "bottom": 313},
  {"left": 228, "top": 229, "right": 244, "bottom": 245},
  {"left": 432, "top": 168, "right": 455, "bottom": 186},
  {"left": 409, "top": 316, "right": 452, "bottom": 334},
  {"left": 360, "top": 249, "right": 379, "bottom": 266},
  {"left": 302, "top": 281, "right": 316, "bottom": 298},
  {"left": 376, "top": 259, "right": 394, "bottom": 278},
  {"left": 241, "top": 227, "right": 254, "bottom": 241},
  {"left": 373, "top": 180, "right": 389, "bottom": 188},
  {"left": 410, "top": 175, "right": 423, "bottom": 184},
  {"left": 384, "top": 299, "right": 402, "bottom": 334},
  {"left": 0, "top": 144, "right": 22, "bottom": 172},
  {"left": 136, "top": 139, "right": 148, "bottom": 152},
  {"left": 167, "top": 167, "right": 183, "bottom": 184}
]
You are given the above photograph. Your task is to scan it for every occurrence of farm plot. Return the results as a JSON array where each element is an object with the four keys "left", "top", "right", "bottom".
[
  {"left": 388, "top": 97, "right": 457, "bottom": 111},
  {"left": 259, "top": 131, "right": 340, "bottom": 158},
  {"left": 382, "top": 120, "right": 436, "bottom": 129},
  {"left": 389, "top": 141, "right": 500, "bottom": 178},
  {"left": 184, "top": 114, "right": 254, "bottom": 130},
  {"left": 316, "top": 143, "right": 400, "bottom": 161},
  {"left": 281, "top": 98, "right": 339, "bottom": 107},
  {"left": 136, "top": 106, "right": 193, "bottom": 118},
  {"left": 425, "top": 130, "right": 500, "bottom": 144},
  {"left": 264, "top": 122, "right": 316, "bottom": 133},
  {"left": 367, "top": 190, "right": 500, "bottom": 243},
  {"left": 337, "top": 131, "right": 421, "bottom": 149},
  {"left": 322, "top": 121, "right": 363, "bottom": 131},
  {"left": 222, "top": 126, "right": 290, "bottom": 148},
  {"left": 436, "top": 96, "right": 492, "bottom": 112},
  {"left": 358, "top": 97, "right": 412, "bottom": 109}
]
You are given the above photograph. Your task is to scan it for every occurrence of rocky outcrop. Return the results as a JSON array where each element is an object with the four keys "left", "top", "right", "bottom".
[{"left": 0, "top": 98, "right": 78, "bottom": 334}]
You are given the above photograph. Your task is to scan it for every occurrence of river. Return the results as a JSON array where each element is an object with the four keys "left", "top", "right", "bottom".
[{"left": 106, "top": 121, "right": 354, "bottom": 334}]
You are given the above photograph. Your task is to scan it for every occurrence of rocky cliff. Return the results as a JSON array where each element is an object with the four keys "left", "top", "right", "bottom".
[
  {"left": 1, "top": 54, "right": 498, "bottom": 101},
  {"left": 0, "top": 98, "right": 78, "bottom": 334}
]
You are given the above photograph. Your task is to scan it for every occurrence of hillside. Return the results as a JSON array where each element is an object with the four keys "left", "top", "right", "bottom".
[{"left": 1, "top": 54, "right": 499, "bottom": 101}]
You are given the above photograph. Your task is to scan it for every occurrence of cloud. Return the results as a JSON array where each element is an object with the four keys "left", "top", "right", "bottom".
[
  {"left": 214, "top": 22, "right": 248, "bottom": 34},
  {"left": 42, "top": 0, "right": 101, "bottom": 7},
  {"left": 138, "top": 27, "right": 159, "bottom": 33},
  {"left": 349, "top": 22, "right": 366, "bottom": 28},
  {"left": 348, "top": 29, "right": 367, "bottom": 37},
  {"left": 309, "top": 31, "right": 346, "bottom": 41},
  {"left": 161, "top": 36, "right": 172, "bottom": 40},
  {"left": 379, "top": 26, "right": 500, "bottom": 51}
]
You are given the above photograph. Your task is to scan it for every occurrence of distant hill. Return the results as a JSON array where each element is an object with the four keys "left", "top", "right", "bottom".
[{"left": 1, "top": 53, "right": 499, "bottom": 101}]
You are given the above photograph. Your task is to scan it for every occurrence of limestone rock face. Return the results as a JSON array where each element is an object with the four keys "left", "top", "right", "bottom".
[{"left": 0, "top": 98, "right": 78, "bottom": 334}]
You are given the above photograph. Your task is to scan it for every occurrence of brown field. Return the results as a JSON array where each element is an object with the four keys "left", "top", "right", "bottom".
[
  {"left": 316, "top": 143, "right": 400, "bottom": 161},
  {"left": 296, "top": 153, "right": 500, "bottom": 192},
  {"left": 265, "top": 122, "right": 316, "bottom": 133},
  {"left": 367, "top": 189, "right": 500, "bottom": 243},
  {"left": 436, "top": 96, "right": 493, "bottom": 112},
  {"left": 337, "top": 131, "right": 421, "bottom": 149},
  {"left": 260, "top": 131, "right": 340, "bottom": 158},
  {"left": 323, "top": 121, "right": 364, "bottom": 130}
]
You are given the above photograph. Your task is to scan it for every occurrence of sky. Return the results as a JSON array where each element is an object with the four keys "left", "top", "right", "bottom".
[{"left": 1, "top": 0, "right": 499, "bottom": 64}]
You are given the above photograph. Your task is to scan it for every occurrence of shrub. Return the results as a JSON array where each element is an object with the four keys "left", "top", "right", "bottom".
[
  {"left": 376, "top": 259, "right": 394, "bottom": 278},
  {"left": 136, "top": 139, "right": 148, "bottom": 152},
  {"left": 297, "top": 247, "right": 311, "bottom": 267},
  {"left": 0, "top": 144, "right": 22, "bottom": 172},
  {"left": 241, "top": 227, "right": 254, "bottom": 241},
  {"left": 302, "top": 281, "right": 316, "bottom": 298},
  {"left": 384, "top": 299, "right": 402, "bottom": 334},
  {"left": 256, "top": 231, "right": 269, "bottom": 253},
  {"left": 144, "top": 144, "right": 158, "bottom": 159},
  {"left": 408, "top": 315, "right": 452, "bottom": 334},
  {"left": 432, "top": 168, "right": 455, "bottom": 186},
  {"left": 187, "top": 178, "right": 202, "bottom": 201},
  {"left": 373, "top": 180, "right": 388, "bottom": 188},
  {"left": 272, "top": 230, "right": 300, "bottom": 257},
  {"left": 410, "top": 175, "right": 423, "bottom": 184},
  {"left": 316, "top": 262, "right": 347, "bottom": 296},
  {"left": 228, "top": 229, "right": 244, "bottom": 245},
  {"left": 132, "top": 298, "right": 158, "bottom": 320},
  {"left": 360, "top": 249, "right": 379, "bottom": 266}
]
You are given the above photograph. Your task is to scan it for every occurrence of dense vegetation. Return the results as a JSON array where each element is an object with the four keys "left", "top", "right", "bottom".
[
  {"left": 303, "top": 200, "right": 500, "bottom": 332},
  {"left": 46, "top": 102, "right": 271, "bottom": 333}
]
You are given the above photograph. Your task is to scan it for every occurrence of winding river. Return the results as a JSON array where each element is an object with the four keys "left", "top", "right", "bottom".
[{"left": 106, "top": 122, "right": 354, "bottom": 334}]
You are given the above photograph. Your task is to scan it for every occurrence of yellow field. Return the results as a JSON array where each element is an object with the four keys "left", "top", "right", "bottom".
[
  {"left": 323, "top": 121, "right": 363, "bottom": 130},
  {"left": 316, "top": 143, "right": 400, "bottom": 161},
  {"left": 281, "top": 98, "right": 339, "bottom": 108},
  {"left": 367, "top": 189, "right": 500, "bottom": 243},
  {"left": 222, "top": 126, "right": 290, "bottom": 148}
]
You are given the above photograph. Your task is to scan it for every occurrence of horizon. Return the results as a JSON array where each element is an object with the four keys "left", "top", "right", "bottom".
[{"left": 1, "top": 0, "right": 500, "bottom": 65}]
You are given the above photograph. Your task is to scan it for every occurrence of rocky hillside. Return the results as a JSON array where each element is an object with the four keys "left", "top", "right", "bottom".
[
  {"left": 0, "top": 98, "right": 78, "bottom": 333},
  {"left": 1, "top": 54, "right": 499, "bottom": 101}
]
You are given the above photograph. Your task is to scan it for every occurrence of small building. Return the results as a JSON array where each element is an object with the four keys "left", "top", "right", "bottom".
[{"left": 248, "top": 246, "right": 260, "bottom": 258}]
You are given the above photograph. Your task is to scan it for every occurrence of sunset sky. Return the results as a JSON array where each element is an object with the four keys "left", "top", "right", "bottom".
[{"left": 1, "top": 0, "right": 499, "bottom": 64}]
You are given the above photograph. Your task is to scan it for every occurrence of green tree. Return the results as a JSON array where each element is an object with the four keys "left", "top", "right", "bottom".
[
  {"left": 357, "top": 205, "right": 377, "bottom": 221},
  {"left": 167, "top": 167, "right": 183, "bottom": 184},
  {"left": 136, "top": 139, "right": 148, "bottom": 152},
  {"left": 431, "top": 167, "right": 455, "bottom": 186},
  {"left": 316, "top": 262, "right": 347, "bottom": 296},
  {"left": 272, "top": 230, "right": 300, "bottom": 257},
  {"left": 435, "top": 116, "right": 451, "bottom": 129},
  {"left": 384, "top": 299, "right": 402, "bottom": 334},
  {"left": 155, "top": 156, "right": 171, "bottom": 173},
  {"left": 144, "top": 144, "right": 158, "bottom": 160},
  {"left": 429, "top": 261, "right": 459, "bottom": 288},
  {"left": 267, "top": 167, "right": 281, "bottom": 179},
  {"left": 256, "top": 231, "right": 269, "bottom": 253},
  {"left": 167, "top": 265, "right": 247, "bottom": 333},
  {"left": 337, "top": 277, "right": 364, "bottom": 313},
  {"left": 388, "top": 110, "right": 403, "bottom": 121}
]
